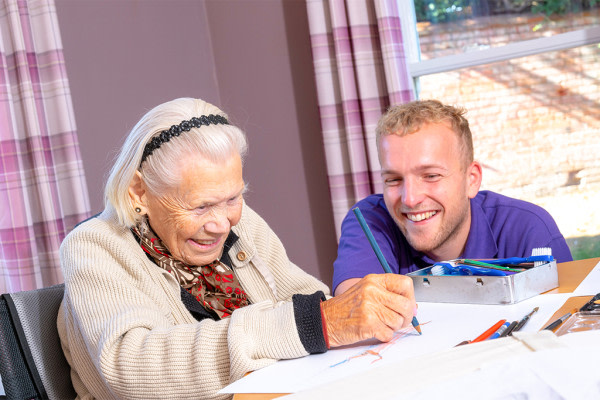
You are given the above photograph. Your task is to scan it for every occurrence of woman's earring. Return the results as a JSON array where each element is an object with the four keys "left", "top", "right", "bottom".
[{"left": 135, "top": 207, "right": 142, "bottom": 213}]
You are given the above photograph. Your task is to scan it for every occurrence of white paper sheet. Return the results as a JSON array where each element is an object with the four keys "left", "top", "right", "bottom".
[
  {"left": 280, "top": 331, "right": 600, "bottom": 400},
  {"left": 402, "top": 331, "right": 600, "bottom": 400},
  {"left": 394, "top": 341, "right": 600, "bottom": 400},
  {"left": 220, "top": 292, "right": 574, "bottom": 394},
  {"left": 573, "top": 260, "right": 600, "bottom": 295}
]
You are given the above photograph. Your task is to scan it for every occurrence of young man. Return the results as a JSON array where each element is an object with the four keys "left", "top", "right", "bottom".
[{"left": 333, "top": 100, "right": 572, "bottom": 295}]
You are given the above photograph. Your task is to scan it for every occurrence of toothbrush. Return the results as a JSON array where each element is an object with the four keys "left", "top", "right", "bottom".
[{"left": 531, "top": 247, "right": 553, "bottom": 267}]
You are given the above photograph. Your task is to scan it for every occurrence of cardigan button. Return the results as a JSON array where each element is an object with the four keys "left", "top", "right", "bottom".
[{"left": 236, "top": 251, "right": 247, "bottom": 261}]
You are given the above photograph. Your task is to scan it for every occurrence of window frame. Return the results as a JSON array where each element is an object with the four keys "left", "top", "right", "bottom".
[{"left": 401, "top": 3, "right": 600, "bottom": 84}]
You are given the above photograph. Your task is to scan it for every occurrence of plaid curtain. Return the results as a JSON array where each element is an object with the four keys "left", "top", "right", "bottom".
[
  {"left": 0, "top": 0, "right": 90, "bottom": 293},
  {"left": 306, "top": 0, "right": 415, "bottom": 237}
]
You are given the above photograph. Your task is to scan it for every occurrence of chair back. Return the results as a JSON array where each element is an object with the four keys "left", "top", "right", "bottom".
[{"left": 0, "top": 284, "right": 76, "bottom": 400}]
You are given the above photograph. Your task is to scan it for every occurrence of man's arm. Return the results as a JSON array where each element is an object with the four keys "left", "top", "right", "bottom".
[
  {"left": 332, "top": 196, "right": 401, "bottom": 294},
  {"left": 334, "top": 278, "right": 362, "bottom": 296}
]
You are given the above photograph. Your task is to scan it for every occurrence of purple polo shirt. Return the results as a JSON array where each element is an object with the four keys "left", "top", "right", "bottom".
[{"left": 332, "top": 191, "right": 572, "bottom": 293}]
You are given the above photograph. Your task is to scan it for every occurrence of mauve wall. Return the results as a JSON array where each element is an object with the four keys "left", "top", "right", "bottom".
[{"left": 55, "top": 0, "right": 337, "bottom": 286}]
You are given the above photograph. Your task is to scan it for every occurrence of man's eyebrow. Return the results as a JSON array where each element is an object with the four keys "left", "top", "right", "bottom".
[
  {"left": 416, "top": 164, "right": 448, "bottom": 171},
  {"left": 381, "top": 165, "right": 448, "bottom": 175}
]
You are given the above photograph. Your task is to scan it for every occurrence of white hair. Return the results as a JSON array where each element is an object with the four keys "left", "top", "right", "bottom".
[{"left": 104, "top": 97, "right": 248, "bottom": 227}]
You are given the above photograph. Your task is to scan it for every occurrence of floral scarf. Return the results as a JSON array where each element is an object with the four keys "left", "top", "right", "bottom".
[{"left": 131, "top": 218, "right": 249, "bottom": 319}]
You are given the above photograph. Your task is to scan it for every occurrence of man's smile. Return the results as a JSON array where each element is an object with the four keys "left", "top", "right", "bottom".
[{"left": 404, "top": 210, "right": 438, "bottom": 222}]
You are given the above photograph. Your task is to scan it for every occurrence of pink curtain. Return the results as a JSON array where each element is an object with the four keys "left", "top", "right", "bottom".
[
  {"left": 0, "top": 0, "right": 90, "bottom": 293},
  {"left": 306, "top": 0, "right": 415, "bottom": 237}
]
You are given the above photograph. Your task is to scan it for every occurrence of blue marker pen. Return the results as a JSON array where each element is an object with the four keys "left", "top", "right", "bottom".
[{"left": 488, "top": 321, "right": 510, "bottom": 340}]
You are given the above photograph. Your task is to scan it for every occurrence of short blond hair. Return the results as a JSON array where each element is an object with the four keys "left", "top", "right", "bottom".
[
  {"left": 104, "top": 98, "right": 248, "bottom": 227},
  {"left": 376, "top": 99, "right": 473, "bottom": 166}
]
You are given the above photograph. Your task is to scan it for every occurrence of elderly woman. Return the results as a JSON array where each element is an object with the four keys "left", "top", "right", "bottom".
[{"left": 58, "top": 98, "right": 416, "bottom": 399}]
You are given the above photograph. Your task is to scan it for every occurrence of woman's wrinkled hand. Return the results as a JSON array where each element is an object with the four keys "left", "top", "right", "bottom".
[{"left": 321, "top": 273, "right": 416, "bottom": 347}]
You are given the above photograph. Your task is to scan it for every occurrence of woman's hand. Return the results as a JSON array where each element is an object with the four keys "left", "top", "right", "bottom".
[{"left": 321, "top": 273, "right": 416, "bottom": 347}]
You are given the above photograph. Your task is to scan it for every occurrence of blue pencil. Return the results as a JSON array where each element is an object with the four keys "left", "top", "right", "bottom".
[{"left": 352, "top": 207, "right": 422, "bottom": 335}]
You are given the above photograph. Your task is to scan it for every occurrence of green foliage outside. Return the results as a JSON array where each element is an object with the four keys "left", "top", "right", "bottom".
[
  {"left": 532, "top": 0, "right": 598, "bottom": 16},
  {"left": 413, "top": 0, "right": 471, "bottom": 22},
  {"left": 567, "top": 236, "right": 600, "bottom": 261},
  {"left": 414, "top": 0, "right": 599, "bottom": 23}
]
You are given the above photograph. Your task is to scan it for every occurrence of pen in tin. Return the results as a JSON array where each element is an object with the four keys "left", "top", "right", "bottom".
[{"left": 457, "top": 259, "right": 523, "bottom": 272}]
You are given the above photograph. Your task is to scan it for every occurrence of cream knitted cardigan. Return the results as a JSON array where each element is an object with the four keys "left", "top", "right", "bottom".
[{"left": 57, "top": 203, "right": 330, "bottom": 400}]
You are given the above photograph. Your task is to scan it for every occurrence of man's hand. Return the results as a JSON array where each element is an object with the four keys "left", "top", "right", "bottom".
[{"left": 321, "top": 274, "right": 416, "bottom": 347}]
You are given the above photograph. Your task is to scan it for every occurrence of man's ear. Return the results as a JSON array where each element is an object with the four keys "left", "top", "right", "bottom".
[
  {"left": 466, "top": 160, "right": 482, "bottom": 199},
  {"left": 128, "top": 170, "right": 147, "bottom": 214}
]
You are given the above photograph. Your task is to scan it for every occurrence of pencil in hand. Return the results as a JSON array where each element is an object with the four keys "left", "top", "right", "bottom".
[
  {"left": 352, "top": 207, "right": 393, "bottom": 274},
  {"left": 412, "top": 316, "right": 422, "bottom": 335},
  {"left": 353, "top": 207, "right": 422, "bottom": 335}
]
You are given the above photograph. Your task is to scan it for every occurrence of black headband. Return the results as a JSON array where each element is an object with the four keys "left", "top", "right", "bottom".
[{"left": 140, "top": 114, "right": 229, "bottom": 166}]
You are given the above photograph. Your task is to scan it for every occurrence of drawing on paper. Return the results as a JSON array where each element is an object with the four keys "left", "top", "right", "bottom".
[{"left": 329, "top": 324, "right": 425, "bottom": 368}]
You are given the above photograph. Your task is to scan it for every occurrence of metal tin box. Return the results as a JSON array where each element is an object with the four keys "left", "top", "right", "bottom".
[{"left": 407, "top": 260, "right": 558, "bottom": 305}]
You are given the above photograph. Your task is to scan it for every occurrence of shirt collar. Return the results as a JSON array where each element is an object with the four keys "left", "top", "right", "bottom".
[
  {"left": 407, "top": 243, "right": 436, "bottom": 269},
  {"left": 462, "top": 197, "right": 498, "bottom": 257}
]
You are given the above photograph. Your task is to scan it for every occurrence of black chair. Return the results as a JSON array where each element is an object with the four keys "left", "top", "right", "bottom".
[{"left": 0, "top": 284, "right": 76, "bottom": 400}]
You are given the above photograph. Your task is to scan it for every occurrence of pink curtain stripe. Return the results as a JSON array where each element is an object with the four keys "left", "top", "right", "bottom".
[
  {"left": 0, "top": 0, "right": 91, "bottom": 293},
  {"left": 306, "top": 0, "right": 415, "bottom": 238}
]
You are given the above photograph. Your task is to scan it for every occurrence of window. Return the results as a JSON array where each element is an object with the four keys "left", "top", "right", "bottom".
[{"left": 402, "top": 1, "right": 600, "bottom": 259}]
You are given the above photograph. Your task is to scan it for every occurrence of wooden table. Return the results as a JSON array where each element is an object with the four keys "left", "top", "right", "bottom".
[
  {"left": 543, "top": 257, "right": 599, "bottom": 322},
  {"left": 233, "top": 257, "right": 600, "bottom": 400}
]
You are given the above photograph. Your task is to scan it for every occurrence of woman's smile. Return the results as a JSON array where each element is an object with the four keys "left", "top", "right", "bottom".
[{"left": 188, "top": 237, "right": 221, "bottom": 249}]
